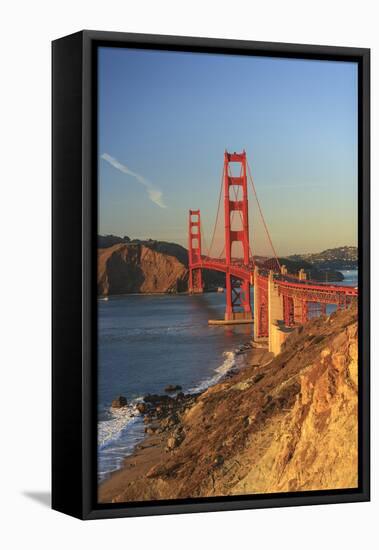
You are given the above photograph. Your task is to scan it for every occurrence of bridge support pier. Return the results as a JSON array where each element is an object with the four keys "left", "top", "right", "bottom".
[
  {"left": 268, "top": 271, "right": 295, "bottom": 355},
  {"left": 189, "top": 269, "right": 203, "bottom": 294},
  {"left": 293, "top": 298, "right": 307, "bottom": 324},
  {"left": 253, "top": 268, "right": 268, "bottom": 341},
  {"left": 225, "top": 274, "right": 252, "bottom": 321}
]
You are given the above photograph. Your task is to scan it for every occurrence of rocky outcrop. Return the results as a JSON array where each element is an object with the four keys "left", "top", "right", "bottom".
[
  {"left": 99, "top": 306, "right": 358, "bottom": 502},
  {"left": 111, "top": 395, "right": 127, "bottom": 408},
  {"left": 164, "top": 384, "right": 182, "bottom": 393},
  {"left": 98, "top": 243, "right": 188, "bottom": 296}
]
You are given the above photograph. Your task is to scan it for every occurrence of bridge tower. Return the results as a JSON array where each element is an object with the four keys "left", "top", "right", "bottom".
[
  {"left": 188, "top": 209, "right": 203, "bottom": 293},
  {"left": 223, "top": 151, "right": 252, "bottom": 321}
]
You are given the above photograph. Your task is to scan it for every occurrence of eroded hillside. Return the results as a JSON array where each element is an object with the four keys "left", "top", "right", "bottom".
[{"left": 98, "top": 243, "right": 188, "bottom": 295}]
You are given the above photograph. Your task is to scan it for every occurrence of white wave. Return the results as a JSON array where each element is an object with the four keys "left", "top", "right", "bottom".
[
  {"left": 188, "top": 348, "right": 243, "bottom": 393},
  {"left": 215, "top": 350, "right": 236, "bottom": 375},
  {"left": 98, "top": 402, "right": 141, "bottom": 450},
  {"left": 98, "top": 400, "right": 147, "bottom": 481}
]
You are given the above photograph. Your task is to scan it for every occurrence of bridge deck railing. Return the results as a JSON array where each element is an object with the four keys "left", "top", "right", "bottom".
[{"left": 190, "top": 255, "right": 358, "bottom": 298}]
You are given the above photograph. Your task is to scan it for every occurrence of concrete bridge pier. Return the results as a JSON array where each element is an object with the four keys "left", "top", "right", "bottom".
[
  {"left": 253, "top": 268, "right": 268, "bottom": 343},
  {"left": 268, "top": 272, "right": 295, "bottom": 355}
]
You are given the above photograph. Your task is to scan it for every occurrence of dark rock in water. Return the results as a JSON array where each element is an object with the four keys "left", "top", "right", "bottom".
[
  {"left": 143, "top": 393, "right": 159, "bottom": 403},
  {"left": 136, "top": 402, "right": 148, "bottom": 414},
  {"left": 111, "top": 395, "right": 127, "bottom": 408},
  {"left": 176, "top": 392, "right": 185, "bottom": 400},
  {"left": 164, "top": 384, "right": 182, "bottom": 393},
  {"left": 144, "top": 393, "right": 172, "bottom": 404}
]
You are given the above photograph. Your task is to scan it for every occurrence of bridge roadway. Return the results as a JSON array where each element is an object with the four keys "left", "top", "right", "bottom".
[{"left": 191, "top": 255, "right": 358, "bottom": 305}]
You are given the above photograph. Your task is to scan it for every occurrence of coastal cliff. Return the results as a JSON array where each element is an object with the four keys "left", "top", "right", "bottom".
[
  {"left": 98, "top": 240, "right": 226, "bottom": 295},
  {"left": 98, "top": 243, "right": 188, "bottom": 295},
  {"left": 99, "top": 305, "right": 358, "bottom": 502}
]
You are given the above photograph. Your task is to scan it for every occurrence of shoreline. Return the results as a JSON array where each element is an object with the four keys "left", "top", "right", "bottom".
[
  {"left": 98, "top": 345, "right": 273, "bottom": 503},
  {"left": 98, "top": 342, "right": 255, "bottom": 482}
]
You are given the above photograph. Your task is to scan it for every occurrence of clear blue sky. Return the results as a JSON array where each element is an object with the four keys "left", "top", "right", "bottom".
[{"left": 98, "top": 47, "right": 358, "bottom": 256}]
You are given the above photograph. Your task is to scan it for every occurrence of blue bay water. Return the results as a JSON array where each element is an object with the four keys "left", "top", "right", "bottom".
[
  {"left": 338, "top": 269, "right": 358, "bottom": 287},
  {"left": 325, "top": 269, "right": 358, "bottom": 315}
]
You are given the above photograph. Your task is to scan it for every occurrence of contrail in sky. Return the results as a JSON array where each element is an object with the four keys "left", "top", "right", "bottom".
[{"left": 101, "top": 153, "right": 167, "bottom": 208}]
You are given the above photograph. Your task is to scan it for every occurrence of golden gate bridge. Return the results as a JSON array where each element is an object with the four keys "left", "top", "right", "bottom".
[{"left": 188, "top": 151, "right": 357, "bottom": 355}]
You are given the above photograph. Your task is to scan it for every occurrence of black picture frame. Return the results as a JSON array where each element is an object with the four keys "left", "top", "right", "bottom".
[{"left": 52, "top": 30, "right": 370, "bottom": 520}]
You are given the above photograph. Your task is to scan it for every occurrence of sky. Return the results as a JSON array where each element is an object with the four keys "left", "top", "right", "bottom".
[{"left": 98, "top": 47, "right": 358, "bottom": 256}]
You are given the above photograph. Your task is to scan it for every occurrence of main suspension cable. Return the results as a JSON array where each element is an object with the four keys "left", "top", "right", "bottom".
[
  {"left": 247, "top": 159, "right": 281, "bottom": 272},
  {"left": 206, "top": 165, "right": 225, "bottom": 258}
]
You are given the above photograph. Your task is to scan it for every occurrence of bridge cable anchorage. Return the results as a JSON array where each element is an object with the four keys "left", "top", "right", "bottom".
[{"left": 246, "top": 159, "right": 281, "bottom": 272}]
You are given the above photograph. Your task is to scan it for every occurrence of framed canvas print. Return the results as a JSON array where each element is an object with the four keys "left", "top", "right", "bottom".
[{"left": 52, "top": 31, "right": 370, "bottom": 519}]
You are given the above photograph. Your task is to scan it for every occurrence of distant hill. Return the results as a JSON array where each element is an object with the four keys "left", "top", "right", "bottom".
[
  {"left": 98, "top": 236, "right": 225, "bottom": 295},
  {"left": 287, "top": 246, "right": 358, "bottom": 270},
  {"left": 98, "top": 235, "right": 188, "bottom": 264},
  {"left": 98, "top": 234, "right": 131, "bottom": 248},
  {"left": 98, "top": 243, "right": 188, "bottom": 296},
  {"left": 261, "top": 257, "right": 344, "bottom": 282}
]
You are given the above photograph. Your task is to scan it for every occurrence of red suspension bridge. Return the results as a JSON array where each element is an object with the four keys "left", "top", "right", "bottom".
[{"left": 188, "top": 151, "right": 358, "bottom": 355}]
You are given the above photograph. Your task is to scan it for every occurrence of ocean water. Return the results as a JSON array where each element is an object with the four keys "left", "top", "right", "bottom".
[
  {"left": 97, "top": 292, "right": 253, "bottom": 480},
  {"left": 325, "top": 269, "right": 358, "bottom": 315},
  {"left": 338, "top": 269, "right": 358, "bottom": 287},
  {"left": 97, "top": 269, "right": 358, "bottom": 481}
]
